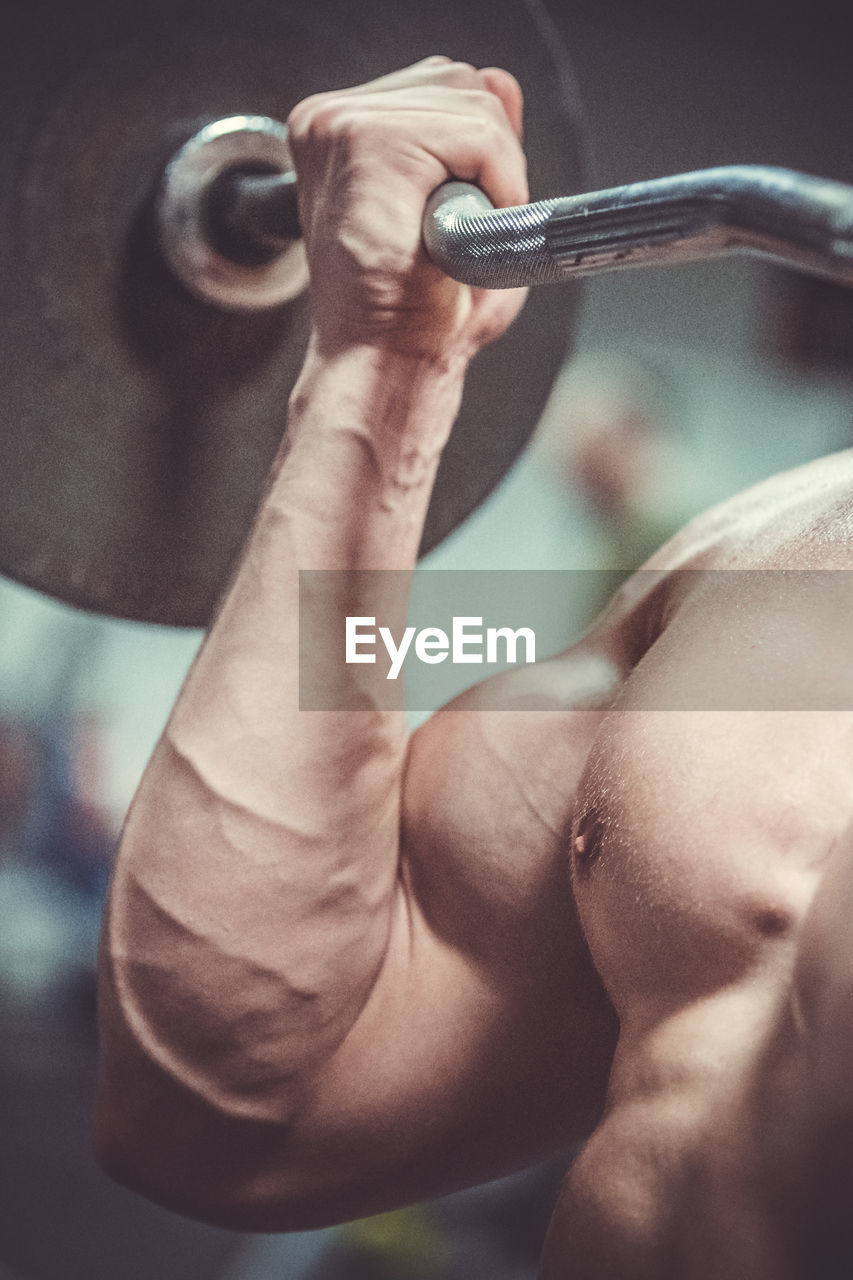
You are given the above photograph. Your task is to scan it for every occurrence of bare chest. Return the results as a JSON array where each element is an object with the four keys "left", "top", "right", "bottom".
[{"left": 570, "top": 699, "right": 853, "bottom": 1023}]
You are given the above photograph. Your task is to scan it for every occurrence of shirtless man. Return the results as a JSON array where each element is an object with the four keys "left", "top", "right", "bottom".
[{"left": 94, "top": 59, "right": 853, "bottom": 1278}]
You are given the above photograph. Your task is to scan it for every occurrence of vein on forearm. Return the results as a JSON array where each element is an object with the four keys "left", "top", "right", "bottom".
[
  {"left": 101, "top": 344, "right": 469, "bottom": 1121},
  {"left": 105, "top": 720, "right": 406, "bottom": 1108}
]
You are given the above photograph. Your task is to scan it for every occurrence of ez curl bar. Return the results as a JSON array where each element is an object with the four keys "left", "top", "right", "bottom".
[{"left": 159, "top": 114, "right": 853, "bottom": 311}]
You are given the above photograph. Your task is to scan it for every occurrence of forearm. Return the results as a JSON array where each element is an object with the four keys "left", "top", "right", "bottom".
[
  {"left": 96, "top": 58, "right": 532, "bottom": 1216},
  {"left": 99, "top": 341, "right": 469, "bottom": 1120},
  {"left": 169, "top": 337, "right": 469, "bottom": 798}
]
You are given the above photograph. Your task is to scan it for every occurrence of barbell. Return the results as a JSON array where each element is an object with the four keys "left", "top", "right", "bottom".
[
  {"left": 0, "top": 0, "right": 585, "bottom": 627},
  {"left": 160, "top": 116, "right": 853, "bottom": 309},
  {"left": 2, "top": 0, "right": 851, "bottom": 628}
]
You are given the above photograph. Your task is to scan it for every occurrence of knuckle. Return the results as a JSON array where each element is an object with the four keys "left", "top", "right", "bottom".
[
  {"left": 471, "top": 86, "right": 503, "bottom": 114},
  {"left": 463, "top": 86, "right": 514, "bottom": 130},
  {"left": 288, "top": 97, "right": 349, "bottom": 149},
  {"left": 432, "top": 57, "right": 480, "bottom": 86},
  {"left": 468, "top": 99, "right": 509, "bottom": 141},
  {"left": 286, "top": 94, "right": 324, "bottom": 141},
  {"left": 448, "top": 59, "right": 478, "bottom": 78},
  {"left": 487, "top": 66, "right": 523, "bottom": 100}
]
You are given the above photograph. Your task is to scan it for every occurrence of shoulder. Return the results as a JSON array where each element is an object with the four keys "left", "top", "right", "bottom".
[{"left": 643, "top": 447, "right": 853, "bottom": 575}]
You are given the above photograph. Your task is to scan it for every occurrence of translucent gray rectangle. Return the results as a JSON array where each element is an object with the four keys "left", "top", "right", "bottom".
[{"left": 298, "top": 569, "right": 853, "bottom": 713}]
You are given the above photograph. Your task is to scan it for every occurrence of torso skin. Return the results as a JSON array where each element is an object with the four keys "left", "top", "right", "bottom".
[
  {"left": 94, "top": 60, "right": 853, "bottom": 1278},
  {"left": 537, "top": 455, "right": 850, "bottom": 1274},
  {"left": 414, "top": 449, "right": 853, "bottom": 1278}
]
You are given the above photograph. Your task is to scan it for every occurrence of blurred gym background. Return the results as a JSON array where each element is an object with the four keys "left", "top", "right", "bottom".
[{"left": 1, "top": 1, "right": 851, "bottom": 1276}]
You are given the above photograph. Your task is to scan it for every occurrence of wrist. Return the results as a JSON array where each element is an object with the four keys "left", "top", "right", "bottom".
[
  {"left": 272, "top": 337, "right": 470, "bottom": 569},
  {"left": 293, "top": 330, "right": 472, "bottom": 394},
  {"left": 286, "top": 334, "right": 470, "bottom": 463}
]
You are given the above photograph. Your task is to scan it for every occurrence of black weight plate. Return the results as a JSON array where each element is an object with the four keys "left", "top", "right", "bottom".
[{"left": 0, "top": 0, "right": 587, "bottom": 624}]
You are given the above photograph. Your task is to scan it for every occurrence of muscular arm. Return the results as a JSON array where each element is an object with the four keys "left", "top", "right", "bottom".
[{"left": 95, "top": 60, "right": 618, "bottom": 1229}]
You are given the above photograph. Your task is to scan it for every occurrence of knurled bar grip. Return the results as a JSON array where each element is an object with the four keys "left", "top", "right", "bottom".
[{"left": 421, "top": 166, "right": 853, "bottom": 288}]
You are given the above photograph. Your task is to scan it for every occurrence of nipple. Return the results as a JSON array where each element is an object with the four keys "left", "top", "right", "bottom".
[{"left": 572, "top": 811, "right": 604, "bottom": 867}]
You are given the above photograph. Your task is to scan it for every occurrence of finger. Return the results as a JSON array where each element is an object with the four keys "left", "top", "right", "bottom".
[
  {"left": 420, "top": 95, "right": 529, "bottom": 207},
  {"left": 290, "top": 85, "right": 529, "bottom": 209},
  {"left": 288, "top": 62, "right": 485, "bottom": 148},
  {"left": 478, "top": 66, "right": 524, "bottom": 140},
  {"left": 365, "top": 73, "right": 528, "bottom": 206},
  {"left": 326, "top": 56, "right": 483, "bottom": 98},
  {"left": 342, "top": 100, "right": 529, "bottom": 208}
]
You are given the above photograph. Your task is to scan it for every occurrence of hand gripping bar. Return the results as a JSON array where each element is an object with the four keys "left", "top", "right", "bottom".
[{"left": 159, "top": 118, "right": 853, "bottom": 308}]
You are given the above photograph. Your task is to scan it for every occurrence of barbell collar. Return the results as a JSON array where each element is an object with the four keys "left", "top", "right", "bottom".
[{"left": 157, "top": 115, "right": 309, "bottom": 310}]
